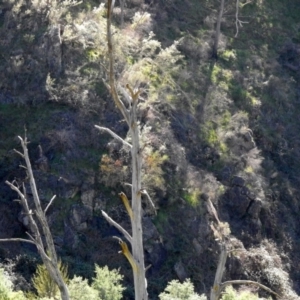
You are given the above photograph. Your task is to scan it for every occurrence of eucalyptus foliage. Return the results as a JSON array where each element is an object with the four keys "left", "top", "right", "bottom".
[
  {"left": 159, "top": 279, "right": 207, "bottom": 300},
  {"left": 68, "top": 276, "right": 98, "bottom": 300},
  {"left": 92, "top": 265, "right": 125, "bottom": 300}
]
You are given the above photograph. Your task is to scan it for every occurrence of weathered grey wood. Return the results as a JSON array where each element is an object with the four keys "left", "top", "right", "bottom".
[
  {"left": 119, "top": 0, "right": 125, "bottom": 28},
  {"left": 212, "top": 0, "right": 225, "bottom": 59},
  {"left": 207, "top": 196, "right": 278, "bottom": 299},
  {"left": 101, "top": 210, "right": 133, "bottom": 244},
  {"left": 234, "top": 0, "right": 251, "bottom": 38},
  {"left": 95, "top": 125, "right": 132, "bottom": 148},
  {"left": 97, "top": 1, "right": 148, "bottom": 299},
  {"left": 210, "top": 243, "right": 227, "bottom": 300},
  {"left": 0, "top": 136, "right": 69, "bottom": 300}
]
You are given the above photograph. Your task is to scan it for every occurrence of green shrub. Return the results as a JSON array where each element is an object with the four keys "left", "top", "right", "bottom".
[
  {"left": 221, "top": 286, "right": 261, "bottom": 300},
  {"left": 68, "top": 276, "right": 98, "bottom": 300},
  {"left": 0, "top": 268, "right": 27, "bottom": 300},
  {"left": 32, "top": 261, "right": 69, "bottom": 299},
  {"left": 0, "top": 268, "right": 11, "bottom": 300},
  {"left": 159, "top": 279, "right": 207, "bottom": 300},
  {"left": 92, "top": 265, "right": 125, "bottom": 300}
]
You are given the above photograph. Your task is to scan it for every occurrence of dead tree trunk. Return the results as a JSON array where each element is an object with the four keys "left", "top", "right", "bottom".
[
  {"left": 95, "top": 1, "right": 148, "bottom": 299},
  {"left": 235, "top": 0, "right": 251, "bottom": 38},
  {"left": 210, "top": 243, "right": 227, "bottom": 300},
  {"left": 207, "top": 198, "right": 279, "bottom": 300},
  {"left": 120, "top": 0, "right": 125, "bottom": 28},
  {"left": 210, "top": 242, "right": 279, "bottom": 300},
  {"left": 0, "top": 135, "right": 69, "bottom": 300},
  {"left": 212, "top": 0, "right": 225, "bottom": 59}
]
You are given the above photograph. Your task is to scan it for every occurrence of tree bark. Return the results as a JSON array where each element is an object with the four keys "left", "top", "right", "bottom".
[
  {"left": 210, "top": 243, "right": 227, "bottom": 300},
  {"left": 0, "top": 136, "right": 69, "bottom": 300},
  {"left": 120, "top": 0, "right": 125, "bottom": 28},
  {"left": 98, "top": 1, "right": 148, "bottom": 299},
  {"left": 212, "top": 0, "right": 225, "bottom": 59},
  {"left": 130, "top": 101, "right": 148, "bottom": 300}
]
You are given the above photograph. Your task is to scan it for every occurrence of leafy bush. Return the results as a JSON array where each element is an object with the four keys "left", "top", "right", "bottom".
[
  {"left": 220, "top": 286, "right": 261, "bottom": 300},
  {"left": 159, "top": 279, "right": 207, "bottom": 300},
  {"left": 92, "top": 265, "right": 125, "bottom": 300},
  {"left": 32, "top": 261, "right": 69, "bottom": 299},
  {"left": 68, "top": 276, "right": 98, "bottom": 300},
  {"left": 0, "top": 268, "right": 27, "bottom": 300}
]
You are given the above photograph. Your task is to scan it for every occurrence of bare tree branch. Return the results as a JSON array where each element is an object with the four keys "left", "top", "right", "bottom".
[
  {"left": 95, "top": 125, "right": 132, "bottom": 148},
  {"left": 5, "top": 181, "right": 24, "bottom": 197},
  {"left": 235, "top": 0, "right": 251, "bottom": 37},
  {"left": 210, "top": 243, "right": 228, "bottom": 300},
  {"left": 4, "top": 134, "right": 70, "bottom": 300},
  {"left": 119, "top": 192, "right": 134, "bottom": 220},
  {"left": 106, "top": 0, "right": 131, "bottom": 125},
  {"left": 102, "top": 2, "right": 148, "bottom": 298},
  {"left": 118, "top": 84, "right": 132, "bottom": 108},
  {"left": 208, "top": 193, "right": 277, "bottom": 300},
  {"left": 0, "top": 238, "right": 36, "bottom": 245},
  {"left": 113, "top": 236, "right": 138, "bottom": 273},
  {"left": 221, "top": 280, "right": 279, "bottom": 297},
  {"left": 44, "top": 195, "right": 57, "bottom": 214},
  {"left": 212, "top": 0, "right": 225, "bottom": 58},
  {"left": 13, "top": 149, "right": 24, "bottom": 158},
  {"left": 140, "top": 189, "right": 156, "bottom": 215},
  {"left": 101, "top": 210, "right": 132, "bottom": 244},
  {"left": 26, "top": 231, "right": 38, "bottom": 244}
]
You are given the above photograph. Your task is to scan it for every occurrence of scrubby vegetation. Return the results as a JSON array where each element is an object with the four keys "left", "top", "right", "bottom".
[
  {"left": 159, "top": 279, "right": 207, "bottom": 300},
  {"left": 0, "top": 263, "right": 125, "bottom": 300},
  {"left": 1, "top": 0, "right": 300, "bottom": 299}
]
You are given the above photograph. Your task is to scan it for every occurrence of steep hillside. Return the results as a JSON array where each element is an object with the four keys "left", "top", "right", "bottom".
[{"left": 0, "top": 0, "right": 300, "bottom": 299}]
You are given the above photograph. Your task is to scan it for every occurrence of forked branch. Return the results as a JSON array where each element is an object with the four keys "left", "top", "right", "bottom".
[
  {"left": 101, "top": 210, "right": 133, "bottom": 244},
  {"left": 209, "top": 200, "right": 278, "bottom": 300},
  {"left": 235, "top": 0, "right": 251, "bottom": 37},
  {"left": 0, "top": 134, "right": 70, "bottom": 300}
]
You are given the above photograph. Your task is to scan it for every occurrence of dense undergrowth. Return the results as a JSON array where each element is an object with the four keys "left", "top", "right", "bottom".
[{"left": 0, "top": 0, "right": 300, "bottom": 299}]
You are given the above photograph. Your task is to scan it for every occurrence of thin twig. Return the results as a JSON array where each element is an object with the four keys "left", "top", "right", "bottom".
[
  {"left": 235, "top": 0, "right": 240, "bottom": 37},
  {"left": 145, "top": 264, "right": 152, "bottom": 272},
  {"left": 26, "top": 232, "right": 38, "bottom": 244},
  {"left": 44, "top": 195, "right": 57, "bottom": 214},
  {"left": 95, "top": 126, "right": 132, "bottom": 149},
  {"left": 105, "top": 0, "right": 131, "bottom": 125},
  {"left": 140, "top": 189, "right": 156, "bottom": 215}
]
